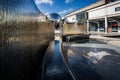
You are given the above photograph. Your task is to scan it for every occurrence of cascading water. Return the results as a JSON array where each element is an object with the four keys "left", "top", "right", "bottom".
[{"left": 0, "top": 0, "right": 54, "bottom": 80}]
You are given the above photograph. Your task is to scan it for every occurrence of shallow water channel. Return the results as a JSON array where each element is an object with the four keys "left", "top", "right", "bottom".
[{"left": 42, "top": 39, "right": 120, "bottom": 80}]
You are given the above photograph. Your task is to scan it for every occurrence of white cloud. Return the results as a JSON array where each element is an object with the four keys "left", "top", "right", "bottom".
[
  {"left": 65, "top": 0, "right": 73, "bottom": 3},
  {"left": 35, "top": 0, "right": 53, "bottom": 5},
  {"left": 59, "top": 8, "right": 73, "bottom": 15}
]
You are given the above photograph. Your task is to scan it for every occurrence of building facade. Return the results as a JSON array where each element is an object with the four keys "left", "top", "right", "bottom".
[
  {"left": 64, "top": 0, "right": 106, "bottom": 23},
  {"left": 87, "top": 0, "right": 120, "bottom": 33},
  {"left": 64, "top": 0, "right": 120, "bottom": 34},
  {"left": 64, "top": 15, "right": 76, "bottom": 23}
]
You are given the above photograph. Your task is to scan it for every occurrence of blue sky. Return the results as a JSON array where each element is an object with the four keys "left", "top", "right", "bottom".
[{"left": 34, "top": 0, "right": 99, "bottom": 17}]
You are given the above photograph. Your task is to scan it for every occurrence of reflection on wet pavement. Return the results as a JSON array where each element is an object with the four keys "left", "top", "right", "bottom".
[
  {"left": 42, "top": 41, "right": 73, "bottom": 80},
  {"left": 62, "top": 42, "right": 120, "bottom": 80}
]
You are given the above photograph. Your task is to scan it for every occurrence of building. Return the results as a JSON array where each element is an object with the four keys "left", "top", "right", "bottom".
[
  {"left": 64, "top": 0, "right": 120, "bottom": 34},
  {"left": 37, "top": 13, "right": 48, "bottom": 22},
  {"left": 64, "top": 0, "right": 106, "bottom": 23},
  {"left": 64, "top": 15, "right": 76, "bottom": 23},
  {"left": 87, "top": 0, "right": 120, "bottom": 33}
]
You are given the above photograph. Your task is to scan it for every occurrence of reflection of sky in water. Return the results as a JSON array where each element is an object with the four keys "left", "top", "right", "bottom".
[
  {"left": 48, "top": 13, "right": 61, "bottom": 21},
  {"left": 45, "top": 41, "right": 64, "bottom": 76},
  {"left": 46, "top": 66, "right": 62, "bottom": 75},
  {"left": 66, "top": 48, "right": 102, "bottom": 80},
  {"left": 46, "top": 41, "right": 63, "bottom": 75},
  {"left": 65, "top": 44, "right": 120, "bottom": 80},
  {"left": 0, "top": 0, "right": 40, "bottom": 16},
  {"left": 43, "top": 40, "right": 73, "bottom": 80},
  {"left": 84, "top": 51, "right": 111, "bottom": 64}
]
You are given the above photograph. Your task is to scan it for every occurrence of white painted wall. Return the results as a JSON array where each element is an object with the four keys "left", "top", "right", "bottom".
[
  {"left": 107, "top": 4, "right": 120, "bottom": 16},
  {"left": 89, "top": 8, "right": 105, "bottom": 19},
  {"left": 65, "top": 15, "right": 77, "bottom": 23},
  {"left": 88, "top": 1, "right": 120, "bottom": 20}
]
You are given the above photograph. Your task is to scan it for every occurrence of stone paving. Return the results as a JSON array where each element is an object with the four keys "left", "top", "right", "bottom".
[{"left": 90, "top": 35, "right": 120, "bottom": 46}]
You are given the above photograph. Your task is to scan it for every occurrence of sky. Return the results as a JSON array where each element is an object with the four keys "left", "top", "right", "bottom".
[{"left": 34, "top": 0, "right": 99, "bottom": 17}]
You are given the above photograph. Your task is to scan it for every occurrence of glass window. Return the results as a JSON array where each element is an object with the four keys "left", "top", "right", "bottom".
[
  {"left": 76, "top": 12, "right": 86, "bottom": 21},
  {"left": 115, "top": 6, "right": 120, "bottom": 12}
]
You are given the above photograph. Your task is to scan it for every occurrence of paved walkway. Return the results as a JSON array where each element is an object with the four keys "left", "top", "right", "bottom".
[{"left": 90, "top": 35, "right": 120, "bottom": 46}]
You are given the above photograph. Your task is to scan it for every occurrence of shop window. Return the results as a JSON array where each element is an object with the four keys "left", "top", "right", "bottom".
[
  {"left": 115, "top": 6, "right": 120, "bottom": 12},
  {"left": 76, "top": 12, "right": 86, "bottom": 21},
  {"left": 111, "top": 22, "right": 118, "bottom": 32}
]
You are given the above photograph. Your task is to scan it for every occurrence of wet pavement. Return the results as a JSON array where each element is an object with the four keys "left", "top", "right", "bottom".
[
  {"left": 62, "top": 41, "right": 120, "bottom": 80},
  {"left": 42, "top": 41, "right": 73, "bottom": 80},
  {"left": 90, "top": 35, "right": 120, "bottom": 46},
  {"left": 42, "top": 39, "right": 120, "bottom": 80}
]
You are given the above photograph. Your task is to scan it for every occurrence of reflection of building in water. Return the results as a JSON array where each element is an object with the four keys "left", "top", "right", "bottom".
[
  {"left": 37, "top": 13, "right": 48, "bottom": 22},
  {"left": 19, "top": 13, "right": 48, "bottom": 22},
  {"left": 64, "top": 0, "right": 120, "bottom": 34}
]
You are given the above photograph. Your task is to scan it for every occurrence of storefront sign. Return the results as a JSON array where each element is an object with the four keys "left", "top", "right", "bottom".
[{"left": 112, "top": 23, "right": 118, "bottom": 26}]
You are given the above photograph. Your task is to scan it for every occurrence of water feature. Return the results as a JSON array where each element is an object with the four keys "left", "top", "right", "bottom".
[
  {"left": 0, "top": 0, "right": 54, "bottom": 80},
  {"left": 42, "top": 13, "right": 76, "bottom": 80},
  {"left": 42, "top": 40, "right": 73, "bottom": 80},
  {"left": 62, "top": 40, "right": 120, "bottom": 80},
  {"left": 42, "top": 13, "right": 120, "bottom": 80}
]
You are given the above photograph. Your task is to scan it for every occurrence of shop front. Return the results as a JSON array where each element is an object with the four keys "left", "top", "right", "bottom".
[{"left": 87, "top": 0, "right": 120, "bottom": 34}]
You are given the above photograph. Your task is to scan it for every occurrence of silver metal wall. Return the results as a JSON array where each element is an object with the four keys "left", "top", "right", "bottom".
[{"left": 0, "top": 0, "right": 54, "bottom": 80}]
